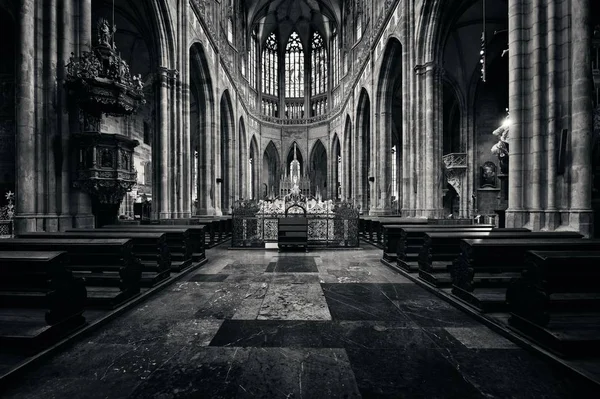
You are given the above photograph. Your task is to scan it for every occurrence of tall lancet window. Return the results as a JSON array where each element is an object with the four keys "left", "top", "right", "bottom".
[
  {"left": 311, "top": 31, "right": 327, "bottom": 95},
  {"left": 285, "top": 32, "right": 304, "bottom": 98},
  {"left": 249, "top": 30, "right": 258, "bottom": 89},
  {"left": 331, "top": 30, "right": 340, "bottom": 88},
  {"left": 262, "top": 33, "right": 278, "bottom": 97}
]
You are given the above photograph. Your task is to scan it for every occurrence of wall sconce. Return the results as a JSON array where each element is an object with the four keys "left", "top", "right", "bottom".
[
  {"left": 368, "top": 177, "right": 375, "bottom": 182},
  {"left": 216, "top": 178, "right": 222, "bottom": 184}
]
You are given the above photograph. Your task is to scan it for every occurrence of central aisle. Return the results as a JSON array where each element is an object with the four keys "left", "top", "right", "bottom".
[{"left": 4, "top": 246, "right": 598, "bottom": 398}]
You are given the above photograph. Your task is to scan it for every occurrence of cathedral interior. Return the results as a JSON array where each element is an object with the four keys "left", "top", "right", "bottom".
[{"left": 1, "top": 0, "right": 600, "bottom": 397}]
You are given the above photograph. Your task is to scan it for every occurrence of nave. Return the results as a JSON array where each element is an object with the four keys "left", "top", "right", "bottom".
[{"left": 2, "top": 245, "right": 599, "bottom": 398}]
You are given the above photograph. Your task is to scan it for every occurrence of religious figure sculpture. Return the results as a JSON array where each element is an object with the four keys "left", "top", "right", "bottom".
[
  {"left": 491, "top": 110, "right": 510, "bottom": 174},
  {"left": 97, "top": 18, "right": 116, "bottom": 48}
]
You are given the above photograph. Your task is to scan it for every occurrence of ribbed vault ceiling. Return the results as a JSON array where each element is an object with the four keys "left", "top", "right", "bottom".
[{"left": 246, "top": 0, "right": 341, "bottom": 47}]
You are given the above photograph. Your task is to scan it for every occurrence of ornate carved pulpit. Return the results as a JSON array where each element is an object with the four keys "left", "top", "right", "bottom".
[{"left": 65, "top": 18, "right": 145, "bottom": 226}]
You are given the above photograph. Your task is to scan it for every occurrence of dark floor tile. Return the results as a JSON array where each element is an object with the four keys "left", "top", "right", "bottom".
[
  {"left": 128, "top": 347, "right": 252, "bottom": 399},
  {"left": 320, "top": 283, "right": 410, "bottom": 321},
  {"left": 442, "top": 349, "right": 600, "bottom": 398},
  {"left": 188, "top": 274, "right": 230, "bottom": 282},
  {"left": 266, "top": 256, "right": 318, "bottom": 272},
  {"left": 235, "top": 348, "right": 361, "bottom": 398},
  {"left": 330, "top": 321, "right": 440, "bottom": 350},
  {"left": 209, "top": 319, "right": 337, "bottom": 348},
  {"left": 346, "top": 347, "right": 483, "bottom": 398}
]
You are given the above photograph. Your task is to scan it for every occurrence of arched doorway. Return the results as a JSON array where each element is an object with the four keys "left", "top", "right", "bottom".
[
  {"left": 249, "top": 135, "right": 259, "bottom": 200},
  {"left": 220, "top": 90, "right": 235, "bottom": 214},
  {"left": 331, "top": 134, "right": 341, "bottom": 200},
  {"left": 190, "top": 42, "right": 214, "bottom": 215},
  {"left": 263, "top": 141, "right": 280, "bottom": 199},
  {"left": 356, "top": 89, "right": 371, "bottom": 212},
  {"left": 309, "top": 140, "right": 327, "bottom": 198},
  {"left": 343, "top": 115, "right": 352, "bottom": 200},
  {"left": 238, "top": 117, "right": 248, "bottom": 199},
  {"left": 376, "top": 38, "right": 403, "bottom": 214}
]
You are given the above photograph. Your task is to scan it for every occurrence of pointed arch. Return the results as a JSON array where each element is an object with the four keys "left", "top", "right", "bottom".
[
  {"left": 331, "top": 133, "right": 341, "bottom": 200},
  {"left": 238, "top": 117, "right": 248, "bottom": 199},
  {"left": 343, "top": 115, "right": 353, "bottom": 200},
  {"left": 286, "top": 141, "right": 304, "bottom": 176},
  {"left": 190, "top": 42, "right": 215, "bottom": 215},
  {"left": 220, "top": 90, "right": 235, "bottom": 213},
  {"left": 263, "top": 140, "right": 280, "bottom": 199},
  {"left": 249, "top": 135, "right": 260, "bottom": 199},
  {"left": 309, "top": 140, "right": 327, "bottom": 198},
  {"left": 376, "top": 38, "right": 403, "bottom": 213},
  {"left": 356, "top": 88, "right": 371, "bottom": 212}
]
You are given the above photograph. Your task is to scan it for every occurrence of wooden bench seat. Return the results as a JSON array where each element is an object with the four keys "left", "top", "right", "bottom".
[
  {"left": 75, "top": 226, "right": 194, "bottom": 272},
  {"left": 145, "top": 218, "right": 216, "bottom": 248},
  {"left": 193, "top": 217, "right": 231, "bottom": 245},
  {"left": 452, "top": 238, "right": 600, "bottom": 312},
  {"left": 0, "top": 238, "right": 141, "bottom": 309},
  {"left": 19, "top": 232, "right": 171, "bottom": 287},
  {"left": 106, "top": 224, "right": 206, "bottom": 263},
  {"left": 363, "top": 217, "right": 427, "bottom": 248},
  {"left": 0, "top": 251, "right": 87, "bottom": 353},
  {"left": 418, "top": 231, "right": 582, "bottom": 287},
  {"left": 506, "top": 250, "right": 600, "bottom": 356},
  {"left": 392, "top": 224, "right": 499, "bottom": 271}
]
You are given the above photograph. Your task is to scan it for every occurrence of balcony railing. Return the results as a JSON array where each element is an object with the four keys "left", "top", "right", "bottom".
[{"left": 442, "top": 153, "right": 467, "bottom": 170}]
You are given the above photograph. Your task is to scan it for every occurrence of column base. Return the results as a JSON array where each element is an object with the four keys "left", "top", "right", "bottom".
[
  {"left": 368, "top": 207, "right": 392, "bottom": 216},
  {"left": 12, "top": 213, "right": 94, "bottom": 234},
  {"left": 506, "top": 209, "right": 593, "bottom": 237}
]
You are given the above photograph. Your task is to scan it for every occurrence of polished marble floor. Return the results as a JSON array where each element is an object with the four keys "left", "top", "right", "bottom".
[{"left": 3, "top": 245, "right": 600, "bottom": 398}]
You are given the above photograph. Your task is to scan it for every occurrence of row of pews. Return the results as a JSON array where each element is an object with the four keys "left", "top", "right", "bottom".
[
  {"left": 0, "top": 216, "right": 232, "bottom": 356},
  {"left": 379, "top": 220, "right": 600, "bottom": 357}
]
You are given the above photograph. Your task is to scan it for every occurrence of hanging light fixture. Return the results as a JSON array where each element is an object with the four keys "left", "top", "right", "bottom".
[{"left": 480, "top": 0, "right": 486, "bottom": 82}]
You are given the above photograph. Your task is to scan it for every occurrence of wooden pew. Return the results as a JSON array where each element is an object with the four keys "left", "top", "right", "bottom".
[
  {"left": 145, "top": 218, "right": 216, "bottom": 248},
  {"left": 192, "top": 217, "right": 225, "bottom": 246},
  {"left": 0, "top": 251, "right": 87, "bottom": 353},
  {"left": 83, "top": 226, "right": 194, "bottom": 271},
  {"left": 381, "top": 221, "right": 450, "bottom": 262},
  {"left": 19, "top": 231, "right": 171, "bottom": 287},
  {"left": 418, "top": 231, "right": 581, "bottom": 287},
  {"left": 0, "top": 239, "right": 141, "bottom": 309},
  {"left": 452, "top": 238, "right": 600, "bottom": 312},
  {"left": 375, "top": 217, "right": 428, "bottom": 249},
  {"left": 105, "top": 224, "right": 206, "bottom": 264},
  {"left": 394, "top": 224, "right": 498, "bottom": 271},
  {"left": 506, "top": 250, "right": 600, "bottom": 356}
]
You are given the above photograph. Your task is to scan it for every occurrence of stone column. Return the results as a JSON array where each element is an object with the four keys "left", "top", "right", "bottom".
[
  {"left": 14, "top": 0, "right": 36, "bottom": 233},
  {"left": 79, "top": 0, "right": 92, "bottom": 52},
  {"left": 506, "top": 0, "right": 525, "bottom": 227},
  {"left": 545, "top": 0, "right": 558, "bottom": 229},
  {"left": 570, "top": 0, "right": 594, "bottom": 236},
  {"left": 153, "top": 67, "right": 170, "bottom": 219},
  {"left": 375, "top": 110, "right": 391, "bottom": 214},
  {"left": 529, "top": 0, "right": 544, "bottom": 230}
]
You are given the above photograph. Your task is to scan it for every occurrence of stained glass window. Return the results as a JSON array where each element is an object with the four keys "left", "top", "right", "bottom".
[
  {"left": 285, "top": 32, "right": 304, "bottom": 98},
  {"left": 262, "top": 33, "right": 278, "bottom": 96},
  {"left": 227, "top": 18, "right": 233, "bottom": 43},
  {"left": 311, "top": 32, "right": 327, "bottom": 95}
]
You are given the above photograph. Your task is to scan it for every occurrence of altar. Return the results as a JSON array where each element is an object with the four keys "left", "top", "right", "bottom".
[{"left": 231, "top": 144, "right": 359, "bottom": 248}]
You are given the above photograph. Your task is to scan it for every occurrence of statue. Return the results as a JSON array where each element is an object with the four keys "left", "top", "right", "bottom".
[
  {"left": 491, "top": 110, "right": 510, "bottom": 174},
  {"left": 97, "top": 18, "right": 116, "bottom": 48}
]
